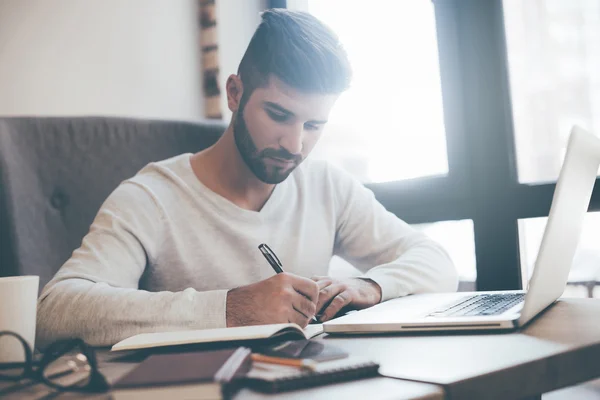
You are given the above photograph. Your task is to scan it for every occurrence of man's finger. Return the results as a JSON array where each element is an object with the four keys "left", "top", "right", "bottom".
[
  {"left": 289, "top": 275, "right": 320, "bottom": 302},
  {"left": 319, "top": 292, "right": 352, "bottom": 322},
  {"left": 316, "top": 283, "right": 346, "bottom": 316},
  {"left": 289, "top": 308, "right": 310, "bottom": 327},
  {"left": 292, "top": 292, "right": 317, "bottom": 320},
  {"left": 316, "top": 278, "right": 333, "bottom": 290}
]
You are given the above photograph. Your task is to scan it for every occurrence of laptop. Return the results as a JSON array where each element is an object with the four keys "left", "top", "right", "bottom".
[{"left": 324, "top": 126, "right": 600, "bottom": 334}]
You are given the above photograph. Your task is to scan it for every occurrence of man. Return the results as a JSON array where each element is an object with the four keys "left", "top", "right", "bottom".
[{"left": 37, "top": 9, "right": 458, "bottom": 347}]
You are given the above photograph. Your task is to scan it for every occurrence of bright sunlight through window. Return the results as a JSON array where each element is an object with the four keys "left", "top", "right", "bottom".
[{"left": 306, "top": 0, "right": 449, "bottom": 183}]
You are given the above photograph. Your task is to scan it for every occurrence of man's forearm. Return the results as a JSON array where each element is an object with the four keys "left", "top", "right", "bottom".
[
  {"left": 36, "top": 279, "right": 228, "bottom": 348},
  {"left": 364, "top": 237, "right": 459, "bottom": 301},
  {"left": 353, "top": 277, "right": 382, "bottom": 304}
]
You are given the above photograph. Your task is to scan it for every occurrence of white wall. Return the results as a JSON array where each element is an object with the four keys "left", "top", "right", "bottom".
[
  {"left": 216, "top": 0, "right": 265, "bottom": 121},
  {"left": 0, "top": 0, "right": 267, "bottom": 121},
  {"left": 0, "top": 0, "right": 204, "bottom": 121}
]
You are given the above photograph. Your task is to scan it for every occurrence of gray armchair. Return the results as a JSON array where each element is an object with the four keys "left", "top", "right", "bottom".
[{"left": 0, "top": 116, "right": 226, "bottom": 290}]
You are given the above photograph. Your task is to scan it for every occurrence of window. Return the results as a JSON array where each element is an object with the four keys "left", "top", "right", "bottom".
[
  {"left": 278, "top": 0, "right": 600, "bottom": 292},
  {"left": 504, "top": 0, "right": 600, "bottom": 184},
  {"left": 306, "top": 0, "right": 448, "bottom": 183},
  {"left": 415, "top": 220, "right": 476, "bottom": 286}
]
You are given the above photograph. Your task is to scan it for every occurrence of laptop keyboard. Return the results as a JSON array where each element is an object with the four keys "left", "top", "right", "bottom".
[{"left": 428, "top": 293, "right": 525, "bottom": 317}]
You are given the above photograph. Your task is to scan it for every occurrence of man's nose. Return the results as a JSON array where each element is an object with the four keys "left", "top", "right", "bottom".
[{"left": 278, "top": 124, "right": 304, "bottom": 155}]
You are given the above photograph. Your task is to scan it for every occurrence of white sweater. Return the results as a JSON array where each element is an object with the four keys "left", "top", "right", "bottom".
[{"left": 36, "top": 154, "right": 458, "bottom": 347}]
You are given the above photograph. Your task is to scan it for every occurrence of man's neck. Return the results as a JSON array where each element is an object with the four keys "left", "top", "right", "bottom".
[{"left": 190, "top": 126, "right": 275, "bottom": 212}]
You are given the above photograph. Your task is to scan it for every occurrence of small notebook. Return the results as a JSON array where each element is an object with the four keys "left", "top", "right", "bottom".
[
  {"left": 112, "top": 323, "right": 323, "bottom": 352},
  {"left": 243, "top": 357, "right": 380, "bottom": 393},
  {"left": 111, "top": 347, "right": 252, "bottom": 400}
]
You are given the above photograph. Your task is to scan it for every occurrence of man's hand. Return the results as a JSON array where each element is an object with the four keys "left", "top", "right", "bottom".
[
  {"left": 226, "top": 273, "right": 319, "bottom": 328},
  {"left": 312, "top": 277, "right": 382, "bottom": 322}
]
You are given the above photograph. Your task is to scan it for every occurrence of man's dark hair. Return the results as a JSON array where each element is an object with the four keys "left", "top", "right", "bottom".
[{"left": 237, "top": 9, "right": 352, "bottom": 99}]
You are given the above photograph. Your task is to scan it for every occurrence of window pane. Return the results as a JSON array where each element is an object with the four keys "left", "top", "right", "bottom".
[
  {"left": 415, "top": 220, "right": 476, "bottom": 288},
  {"left": 303, "top": 0, "right": 448, "bottom": 183},
  {"left": 503, "top": 0, "right": 600, "bottom": 184},
  {"left": 519, "top": 213, "right": 600, "bottom": 298}
]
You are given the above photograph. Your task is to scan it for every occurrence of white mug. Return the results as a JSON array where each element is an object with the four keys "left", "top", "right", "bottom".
[{"left": 0, "top": 275, "right": 39, "bottom": 363}]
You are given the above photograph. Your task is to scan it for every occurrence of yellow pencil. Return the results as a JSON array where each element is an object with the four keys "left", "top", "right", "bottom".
[{"left": 250, "top": 353, "right": 318, "bottom": 371}]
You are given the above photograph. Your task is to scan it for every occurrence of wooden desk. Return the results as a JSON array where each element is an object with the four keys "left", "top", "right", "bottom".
[
  {"left": 3, "top": 298, "right": 598, "bottom": 399},
  {"left": 319, "top": 298, "right": 600, "bottom": 399}
]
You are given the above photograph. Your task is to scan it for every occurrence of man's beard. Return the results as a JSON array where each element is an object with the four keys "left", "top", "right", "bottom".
[{"left": 233, "top": 103, "right": 303, "bottom": 184}]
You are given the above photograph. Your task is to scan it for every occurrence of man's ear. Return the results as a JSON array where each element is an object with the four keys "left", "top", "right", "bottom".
[{"left": 226, "top": 75, "right": 244, "bottom": 113}]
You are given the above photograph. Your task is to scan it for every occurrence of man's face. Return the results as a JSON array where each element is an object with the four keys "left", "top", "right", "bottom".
[{"left": 232, "top": 76, "right": 338, "bottom": 184}]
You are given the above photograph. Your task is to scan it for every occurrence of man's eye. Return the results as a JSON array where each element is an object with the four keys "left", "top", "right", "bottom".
[
  {"left": 267, "top": 110, "right": 288, "bottom": 122},
  {"left": 304, "top": 123, "right": 320, "bottom": 131}
]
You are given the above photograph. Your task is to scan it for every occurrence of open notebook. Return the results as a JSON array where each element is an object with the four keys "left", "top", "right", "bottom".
[{"left": 111, "top": 323, "right": 324, "bottom": 352}]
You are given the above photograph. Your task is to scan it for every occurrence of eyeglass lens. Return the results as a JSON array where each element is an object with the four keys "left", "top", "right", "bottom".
[{"left": 42, "top": 351, "right": 93, "bottom": 389}]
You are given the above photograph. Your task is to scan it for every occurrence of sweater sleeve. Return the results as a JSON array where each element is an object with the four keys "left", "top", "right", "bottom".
[
  {"left": 330, "top": 166, "right": 459, "bottom": 302},
  {"left": 36, "top": 181, "right": 228, "bottom": 348}
]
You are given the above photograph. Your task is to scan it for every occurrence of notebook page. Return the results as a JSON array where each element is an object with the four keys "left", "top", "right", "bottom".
[
  {"left": 111, "top": 323, "right": 302, "bottom": 352},
  {"left": 303, "top": 324, "right": 324, "bottom": 339}
]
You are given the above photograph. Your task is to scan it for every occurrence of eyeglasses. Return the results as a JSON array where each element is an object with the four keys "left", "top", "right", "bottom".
[{"left": 0, "top": 331, "right": 109, "bottom": 394}]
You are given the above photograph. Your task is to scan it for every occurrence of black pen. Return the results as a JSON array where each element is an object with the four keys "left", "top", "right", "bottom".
[{"left": 258, "top": 243, "right": 319, "bottom": 323}]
